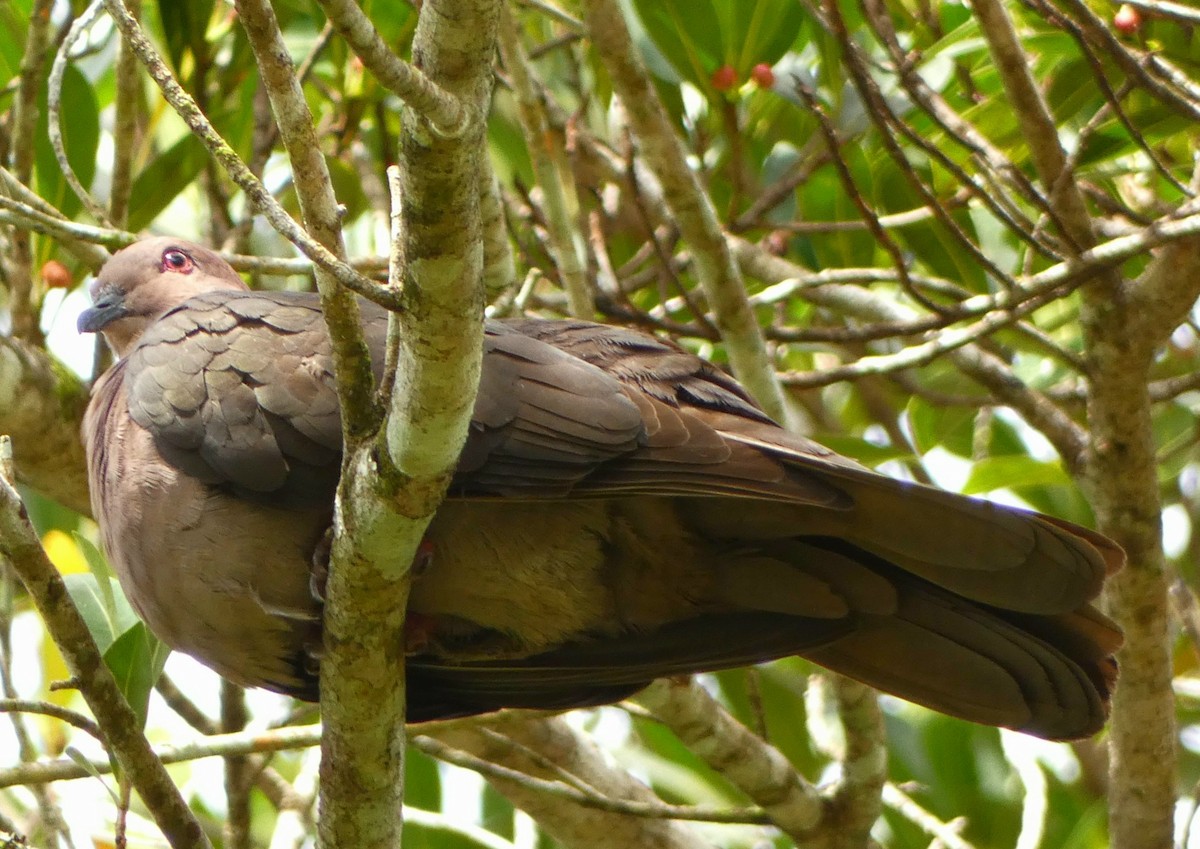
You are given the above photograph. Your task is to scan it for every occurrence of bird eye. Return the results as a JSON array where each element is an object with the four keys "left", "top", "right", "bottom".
[{"left": 161, "top": 248, "right": 194, "bottom": 274}]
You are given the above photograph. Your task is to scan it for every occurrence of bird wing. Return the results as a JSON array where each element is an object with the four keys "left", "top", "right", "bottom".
[{"left": 122, "top": 294, "right": 848, "bottom": 508}]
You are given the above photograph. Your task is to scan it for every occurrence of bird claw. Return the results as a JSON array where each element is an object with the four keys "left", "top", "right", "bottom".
[
  {"left": 309, "top": 534, "right": 434, "bottom": 605},
  {"left": 412, "top": 538, "right": 435, "bottom": 578},
  {"left": 309, "top": 528, "right": 334, "bottom": 604}
]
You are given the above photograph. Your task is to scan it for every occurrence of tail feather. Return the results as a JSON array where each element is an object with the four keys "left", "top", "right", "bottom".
[
  {"left": 801, "top": 592, "right": 1109, "bottom": 739},
  {"left": 687, "top": 478, "right": 1114, "bottom": 615}
]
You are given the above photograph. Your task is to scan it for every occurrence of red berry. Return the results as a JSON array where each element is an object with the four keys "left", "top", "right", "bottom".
[
  {"left": 41, "top": 260, "right": 71, "bottom": 289},
  {"left": 710, "top": 65, "right": 738, "bottom": 92},
  {"left": 751, "top": 63, "right": 775, "bottom": 88},
  {"left": 1113, "top": 4, "right": 1141, "bottom": 34}
]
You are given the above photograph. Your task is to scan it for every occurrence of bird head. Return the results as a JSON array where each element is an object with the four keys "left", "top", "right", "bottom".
[{"left": 78, "top": 237, "right": 248, "bottom": 357}]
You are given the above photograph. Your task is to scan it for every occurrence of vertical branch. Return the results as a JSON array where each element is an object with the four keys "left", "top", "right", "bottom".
[
  {"left": 230, "top": 4, "right": 407, "bottom": 849},
  {"left": 972, "top": 3, "right": 1175, "bottom": 847},
  {"left": 5, "top": 0, "right": 55, "bottom": 345},
  {"left": 108, "top": 0, "right": 142, "bottom": 226},
  {"left": 578, "top": 0, "right": 789, "bottom": 423},
  {"left": 498, "top": 6, "right": 593, "bottom": 317},
  {"left": 826, "top": 676, "right": 885, "bottom": 849},
  {"left": 480, "top": 156, "right": 517, "bottom": 298},
  {"left": 316, "top": 2, "right": 501, "bottom": 848},
  {"left": 220, "top": 682, "right": 252, "bottom": 849}
]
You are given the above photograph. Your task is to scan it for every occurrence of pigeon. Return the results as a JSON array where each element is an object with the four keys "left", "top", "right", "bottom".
[{"left": 79, "top": 237, "right": 1123, "bottom": 739}]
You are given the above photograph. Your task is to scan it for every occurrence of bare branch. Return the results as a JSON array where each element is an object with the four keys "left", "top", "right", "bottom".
[
  {"left": 98, "top": 0, "right": 402, "bottom": 310},
  {"left": 47, "top": 0, "right": 115, "bottom": 226},
  {"left": 634, "top": 679, "right": 826, "bottom": 842},
  {"left": 579, "top": 0, "right": 789, "bottom": 423},
  {"left": 313, "top": 0, "right": 472, "bottom": 137},
  {"left": 498, "top": 5, "right": 593, "bottom": 317},
  {"left": 5, "top": 0, "right": 55, "bottom": 343},
  {"left": 434, "top": 717, "right": 718, "bottom": 849},
  {"left": 973, "top": 4, "right": 1178, "bottom": 846}
]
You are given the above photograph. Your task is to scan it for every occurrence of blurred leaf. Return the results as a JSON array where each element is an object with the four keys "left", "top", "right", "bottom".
[
  {"left": 403, "top": 745, "right": 442, "bottom": 812},
  {"left": 127, "top": 135, "right": 209, "bottom": 232},
  {"left": 157, "top": 0, "right": 216, "bottom": 73},
  {"left": 65, "top": 746, "right": 120, "bottom": 803},
  {"left": 631, "top": 0, "right": 721, "bottom": 88},
  {"left": 727, "top": 0, "right": 806, "bottom": 75},
  {"left": 73, "top": 532, "right": 118, "bottom": 617},
  {"left": 42, "top": 529, "right": 88, "bottom": 574},
  {"left": 0, "top": 0, "right": 29, "bottom": 83},
  {"left": 34, "top": 64, "right": 100, "bottom": 220},
  {"left": 961, "top": 455, "right": 1071, "bottom": 495},
  {"left": 480, "top": 784, "right": 515, "bottom": 841},
  {"left": 326, "top": 157, "right": 371, "bottom": 224},
  {"left": 361, "top": 0, "right": 416, "bottom": 44},
  {"left": 814, "top": 434, "right": 915, "bottom": 468},
  {"left": 906, "top": 397, "right": 977, "bottom": 458}
]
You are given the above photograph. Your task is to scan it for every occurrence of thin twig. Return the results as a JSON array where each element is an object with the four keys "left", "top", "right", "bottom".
[
  {"left": 47, "top": 0, "right": 116, "bottom": 226},
  {"left": 98, "top": 0, "right": 401, "bottom": 309}
]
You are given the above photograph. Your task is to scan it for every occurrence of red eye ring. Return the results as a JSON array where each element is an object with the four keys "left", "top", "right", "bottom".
[{"left": 161, "top": 248, "right": 194, "bottom": 274}]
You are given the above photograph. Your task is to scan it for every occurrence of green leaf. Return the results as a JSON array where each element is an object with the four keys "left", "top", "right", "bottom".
[
  {"left": 104, "top": 623, "right": 169, "bottom": 727},
  {"left": 72, "top": 532, "right": 116, "bottom": 614},
  {"left": 62, "top": 567, "right": 169, "bottom": 728},
  {"left": 631, "top": 0, "right": 722, "bottom": 89},
  {"left": 62, "top": 573, "right": 135, "bottom": 655},
  {"left": 631, "top": 0, "right": 805, "bottom": 92},
  {"left": 0, "top": 0, "right": 30, "bottom": 84},
  {"left": 727, "top": 0, "right": 806, "bottom": 73},
  {"left": 127, "top": 135, "right": 209, "bottom": 232},
  {"left": 813, "top": 434, "right": 915, "bottom": 468},
  {"left": 961, "top": 455, "right": 1071, "bottom": 496},
  {"left": 906, "top": 397, "right": 977, "bottom": 458},
  {"left": 326, "top": 157, "right": 371, "bottom": 224},
  {"left": 157, "top": 0, "right": 217, "bottom": 72},
  {"left": 403, "top": 745, "right": 442, "bottom": 812}
]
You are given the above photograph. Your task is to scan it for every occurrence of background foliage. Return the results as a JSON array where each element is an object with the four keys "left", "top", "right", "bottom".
[{"left": 0, "top": 1, "right": 1198, "bottom": 848}]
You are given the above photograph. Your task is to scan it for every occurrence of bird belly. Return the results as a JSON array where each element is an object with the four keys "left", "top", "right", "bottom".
[
  {"left": 94, "top": 421, "right": 323, "bottom": 693},
  {"left": 411, "top": 498, "right": 718, "bottom": 658}
]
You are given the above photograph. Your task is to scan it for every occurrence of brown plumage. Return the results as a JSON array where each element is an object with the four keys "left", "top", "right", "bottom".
[{"left": 79, "top": 237, "right": 1124, "bottom": 739}]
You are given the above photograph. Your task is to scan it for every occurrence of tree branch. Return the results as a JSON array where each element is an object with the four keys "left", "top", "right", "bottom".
[
  {"left": 317, "top": 1, "right": 500, "bottom": 847},
  {"left": 98, "top": 0, "right": 401, "bottom": 310},
  {"left": 312, "top": 0, "right": 470, "bottom": 137},
  {"left": 578, "top": 0, "right": 789, "bottom": 423},
  {"left": 972, "top": 4, "right": 1178, "bottom": 846},
  {"left": 634, "top": 678, "right": 826, "bottom": 842},
  {"left": 0, "top": 338, "right": 92, "bottom": 516},
  {"left": 434, "top": 716, "right": 717, "bottom": 849}
]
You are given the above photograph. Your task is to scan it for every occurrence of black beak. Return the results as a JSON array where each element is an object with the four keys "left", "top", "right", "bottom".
[{"left": 77, "top": 290, "right": 130, "bottom": 334}]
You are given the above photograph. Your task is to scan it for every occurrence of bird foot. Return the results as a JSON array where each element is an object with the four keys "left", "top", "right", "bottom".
[
  {"left": 310, "top": 528, "right": 334, "bottom": 603},
  {"left": 411, "top": 538, "right": 435, "bottom": 578},
  {"left": 309, "top": 533, "right": 435, "bottom": 604}
]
